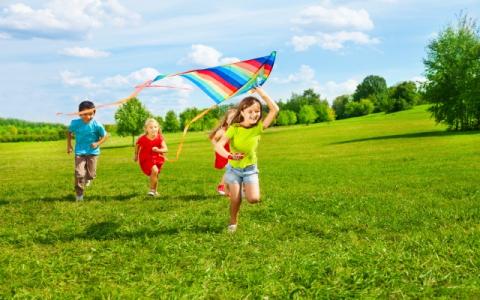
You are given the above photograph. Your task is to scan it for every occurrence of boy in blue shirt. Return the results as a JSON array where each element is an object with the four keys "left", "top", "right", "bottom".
[{"left": 67, "top": 100, "right": 107, "bottom": 201}]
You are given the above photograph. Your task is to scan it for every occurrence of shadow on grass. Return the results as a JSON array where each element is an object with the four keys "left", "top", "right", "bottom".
[
  {"left": 89, "top": 193, "right": 137, "bottom": 202},
  {"left": 23, "top": 193, "right": 137, "bottom": 203},
  {"left": 29, "top": 220, "right": 223, "bottom": 244},
  {"left": 331, "top": 130, "right": 480, "bottom": 145},
  {"left": 102, "top": 144, "right": 132, "bottom": 150},
  {"left": 169, "top": 194, "right": 214, "bottom": 202},
  {"left": 0, "top": 200, "right": 10, "bottom": 206}
]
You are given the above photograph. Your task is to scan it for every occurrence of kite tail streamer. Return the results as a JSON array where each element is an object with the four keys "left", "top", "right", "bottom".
[
  {"left": 165, "top": 104, "right": 217, "bottom": 162},
  {"left": 56, "top": 80, "right": 192, "bottom": 116}
]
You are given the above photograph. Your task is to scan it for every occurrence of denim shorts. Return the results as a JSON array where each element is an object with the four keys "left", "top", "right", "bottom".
[{"left": 224, "top": 164, "right": 259, "bottom": 185}]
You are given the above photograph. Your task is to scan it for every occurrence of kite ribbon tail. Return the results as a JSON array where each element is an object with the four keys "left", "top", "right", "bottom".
[
  {"left": 56, "top": 80, "right": 152, "bottom": 116},
  {"left": 166, "top": 104, "right": 217, "bottom": 162}
]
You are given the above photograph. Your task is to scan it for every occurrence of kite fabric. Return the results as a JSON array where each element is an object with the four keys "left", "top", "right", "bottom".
[{"left": 150, "top": 51, "right": 276, "bottom": 104}]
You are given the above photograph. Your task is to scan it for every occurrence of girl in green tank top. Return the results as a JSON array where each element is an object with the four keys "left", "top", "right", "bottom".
[{"left": 214, "top": 87, "right": 279, "bottom": 232}]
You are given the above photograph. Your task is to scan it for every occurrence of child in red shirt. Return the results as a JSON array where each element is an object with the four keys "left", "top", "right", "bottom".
[
  {"left": 134, "top": 118, "right": 168, "bottom": 196},
  {"left": 209, "top": 109, "right": 236, "bottom": 196}
]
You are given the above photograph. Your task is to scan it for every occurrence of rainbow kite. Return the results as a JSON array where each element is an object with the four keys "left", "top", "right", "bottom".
[
  {"left": 58, "top": 51, "right": 276, "bottom": 116},
  {"left": 148, "top": 51, "right": 276, "bottom": 104}
]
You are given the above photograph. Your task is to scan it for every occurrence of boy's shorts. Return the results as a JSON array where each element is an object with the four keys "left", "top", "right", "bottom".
[{"left": 224, "top": 164, "right": 259, "bottom": 185}]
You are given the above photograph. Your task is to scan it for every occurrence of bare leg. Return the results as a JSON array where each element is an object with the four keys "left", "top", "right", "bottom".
[
  {"left": 150, "top": 165, "right": 159, "bottom": 192},
  {"left": 244, "top": 182, "right": 260, "bottom": 204},
  {"left": 228, "top": 183, "right": 242, "bottom": 225},
  {"left": 221, "top": 173, "right": 230, "bottom": 196}
]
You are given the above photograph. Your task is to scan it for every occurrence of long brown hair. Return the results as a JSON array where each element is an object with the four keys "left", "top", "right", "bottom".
[
  {"left": 208, "top": 108, "right": 237, "bottom": 140},
  {"left": 230, "top": 96, "right": 263, "bottom": 126}
]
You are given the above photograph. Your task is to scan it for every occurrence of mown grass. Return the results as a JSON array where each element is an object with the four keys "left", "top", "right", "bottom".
[{"left": 0, "top": 105, "right": 479, "bottom": 298}]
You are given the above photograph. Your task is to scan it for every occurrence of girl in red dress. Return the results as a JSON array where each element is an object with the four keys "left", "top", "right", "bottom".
[
  {"left": 134, "top": 118, "right": 168, "bottom": 196},
  {"left": 209, "top": 109, "right": 236, "bottom": 196}
]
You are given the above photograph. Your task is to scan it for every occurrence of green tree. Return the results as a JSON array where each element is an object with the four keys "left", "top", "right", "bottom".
[
  {"left": 114, "top": 98, "right": 151, "bottom": 145},
  {"left": 423, "top": 14, "right": 480, "bottom": 130},
  {"left": 345, "top": 99, "right": 374, "bottom": 117},
  {"left": 353, "top": 75, "right": 388, "bottom": 110},
  {"left": 7, "top": 125, "right": 18, "bottom": 135},
  {"left": 314, "top": 101, "right": 335, "bottom": 122},
  {"left": 163, "top": 110, "right": 180, "bottom": 132},
  {"left": 332, "top": 95, "right": 351, "bottom": 119},
  {"left": 275, "top": 110, "right": 290, "bottom": 126},
  {"left": 286, "top": 110, "right": 297, "bottom": 125},
  {"left": 154, "top": 116, "right": 164, "bottom": 129},
  {"left": 284, "top": 89, "right": 322, "bottom": 114},
  {"left": 385, "top": 81, "right": 419, "bottom": 112},
  {"left": 298, "top": 105, "right": 318, "bottom": 125},
  {"left": 179, "top": 108, "right": 203, "bottom": 131}
]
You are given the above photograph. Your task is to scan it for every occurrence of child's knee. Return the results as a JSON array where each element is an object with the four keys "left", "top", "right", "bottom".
[{"left": 247, "top": 196, "right": 260, "bottom": 204}]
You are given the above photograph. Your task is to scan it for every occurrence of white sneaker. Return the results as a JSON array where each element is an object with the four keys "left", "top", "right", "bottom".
[
  {"left": 227, "top": 224, "right": 237, "bottom": 233},
  {"left": 85, "top": 180, "right": 92, "bottom": 187},
  {"left": 147, "top": 190, "right": 157, "bottom": 197},
  {"left": 75, "top": 194, "right": 84, "bottom": 201}
]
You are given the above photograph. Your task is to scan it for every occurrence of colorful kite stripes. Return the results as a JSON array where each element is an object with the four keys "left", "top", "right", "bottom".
[{"left": 151, "top": 51, "right": 276, "bottom": 104}]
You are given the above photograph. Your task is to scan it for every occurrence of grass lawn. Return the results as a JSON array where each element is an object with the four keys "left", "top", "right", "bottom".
[{"left": 0, "top": 105, "right": 479, "bottom": 298}]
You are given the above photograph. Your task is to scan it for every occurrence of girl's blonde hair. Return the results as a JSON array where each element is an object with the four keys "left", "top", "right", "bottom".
[
  {"left": 208, "top": 108, "right": 237, "bottom": 140},
  {"left": 144, "top": 118, "right": 162, "bottom": 134}
]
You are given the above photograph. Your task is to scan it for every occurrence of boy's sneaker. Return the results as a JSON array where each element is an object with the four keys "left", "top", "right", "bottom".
[
  {"left": 75, "top": 194, "right": 84, "bottom": 201},
  {"left": 147, "top": 190, "right": 157, "bottom": 197},
  {"left": 217, "top": 184, "right": 226, "bottom": 195},
  {"left": 227, "top": 224, "right": 237, "bottom": 233}
]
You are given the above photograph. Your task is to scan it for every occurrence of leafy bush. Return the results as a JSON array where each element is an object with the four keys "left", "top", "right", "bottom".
[{"left": 345, "top": 99, "right": 374, "bottom": 117}]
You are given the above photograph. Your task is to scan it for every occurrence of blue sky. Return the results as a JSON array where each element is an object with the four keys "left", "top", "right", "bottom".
[{"left": 0, "top": 0, "right": 479, "bottom": 124}]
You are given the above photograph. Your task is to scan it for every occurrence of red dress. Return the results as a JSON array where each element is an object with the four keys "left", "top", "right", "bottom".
[
  {"left": 136, "top": 134, "right": 165, "bottom": 176},
  {"left": 215, "top": 142, "right": 230, "bottom": 169}
]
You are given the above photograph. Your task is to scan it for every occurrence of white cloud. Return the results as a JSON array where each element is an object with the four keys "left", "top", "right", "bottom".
[
  {"left": 292, "top": 5, "right": 374, "bottom": 31},
  {"left": 102, "top": 68, "right": 160, "bottom": 87},
  {"left": 60, "top": 47, "right": 110, "bottom": 58},
  {"left": 181, "top": 44, "right": 240, "bottom": 67},
  {"left": 60, "top": 70, "right": 98, "bottom": 89},
  {"left": 61, "top": 68, "right": 194, "bottom": 101},
  {"left": 290, "top": 3, "right": 379, "bottom": 52},
  {"left": 0, "top": 0, "right": 141, "bottom": 40},
  {"left": 0, "top": 32, "right": 10, "bottom": 39},
  {"left": 411, "top": 76, "right": 426, "bottom": 83},
  {"left": 313, "top": 79, "right": 358, "bottom": 101},
  {"left": 292, "top": 31, "right": 380, "bottom": 51},
  {"left": 274, "top": 65, "right": 357, "bottom": 101},
  {"left": 291, "top": 35, "right": 318, "bottom": 52},
  {"left": 275, "top": 65, "right": 316, "bottom": 84}
]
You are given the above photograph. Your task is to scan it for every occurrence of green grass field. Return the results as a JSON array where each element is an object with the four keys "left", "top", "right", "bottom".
[{"left": 1, "top": 105, "right": 479, "bottom": 298}]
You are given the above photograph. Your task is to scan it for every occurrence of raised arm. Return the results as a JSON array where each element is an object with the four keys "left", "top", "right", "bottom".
[{"left": 254, "top": 87, "right": 279, "bottom": 129}]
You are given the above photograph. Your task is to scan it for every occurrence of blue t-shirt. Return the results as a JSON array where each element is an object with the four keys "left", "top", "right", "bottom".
[{"left": 69, "top": 119, "right": 106, "bottom": 155}]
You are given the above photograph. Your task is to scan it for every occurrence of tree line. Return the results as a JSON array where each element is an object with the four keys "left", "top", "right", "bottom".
[{"left": 0, "top": 118, "right": 67, "bottom": 142}]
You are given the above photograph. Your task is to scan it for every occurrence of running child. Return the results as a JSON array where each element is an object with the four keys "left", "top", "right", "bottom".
[
  {"left": 214, "top": 87, "right": 279, "bottom": 232},
  {"left": 134, "top": 118, "right": 168, "bottom": 196},
  {"left": 209, "top": 108, "right": 236, "bottom": 196},
  {"left": 67, "top": 100, "right": 108, "bottom": 201}
]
